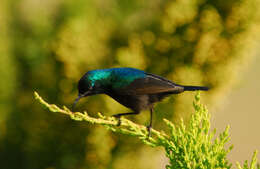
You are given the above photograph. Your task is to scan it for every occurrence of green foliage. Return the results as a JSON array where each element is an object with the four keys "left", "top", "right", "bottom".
[
  {"left": 34, "top": 92, "right": 259, "bottom": 169},
  {"left": 236, "top": 151, "right": 260, "bottom": 169},
  {"left": 1, "top": 0, "right": 260, "bottom": 168},
  {"left": 164, "top": 93, "right": 233, "bottom": 169}
]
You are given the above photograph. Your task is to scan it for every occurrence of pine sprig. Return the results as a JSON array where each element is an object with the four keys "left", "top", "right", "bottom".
[
  {"left": 34, "top": 91, "right": 259, "bottom": 169},
  {"left": 34, "top": 91, "right": 168, "bottom": 147}
]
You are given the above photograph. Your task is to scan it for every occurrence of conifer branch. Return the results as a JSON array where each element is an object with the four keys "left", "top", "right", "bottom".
[
  {"left": 34, "top": 91, "right": 168, "bottom": 146},
  {"left": 34, "top": 91, "right": 259, "bottom": 169}
]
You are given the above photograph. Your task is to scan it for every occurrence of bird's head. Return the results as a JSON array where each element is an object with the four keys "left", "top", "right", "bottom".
[
  {"left": 72, "top": 72, "right": 105, "bottom": 111},
  {"left": 77, "top": 74, "right": 93, "bottom": 96}
]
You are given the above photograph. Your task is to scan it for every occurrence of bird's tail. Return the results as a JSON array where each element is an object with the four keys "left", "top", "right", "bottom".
[{"left": 183, "top": 85, "right": 209, "bottom": 91}]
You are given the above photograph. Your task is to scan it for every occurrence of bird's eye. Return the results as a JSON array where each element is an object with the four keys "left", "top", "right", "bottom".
[
  {"left": 78, "top": 79, "right": 91, "bottom": 95},
  {"left": 92, "top": 83, "right": 100, "bottom": 89}
]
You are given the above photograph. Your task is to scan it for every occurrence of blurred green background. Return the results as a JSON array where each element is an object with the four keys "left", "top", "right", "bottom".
[{"left": 0, "top": 0, "right": 259, "bottom": 168}]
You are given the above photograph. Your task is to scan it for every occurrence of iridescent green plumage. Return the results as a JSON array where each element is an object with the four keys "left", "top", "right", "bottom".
[{"left": 83, "top": 68, "right": 146, "bottom": 89}]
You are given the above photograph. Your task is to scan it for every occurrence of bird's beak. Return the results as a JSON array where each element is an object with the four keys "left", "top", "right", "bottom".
[{"left": 72, "top": 91, "right": 90, "bottom": 111}]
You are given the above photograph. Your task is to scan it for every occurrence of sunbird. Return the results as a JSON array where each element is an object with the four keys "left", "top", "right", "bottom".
[{"left": 73, "top": 67, "right": 209, "bottom": 136}]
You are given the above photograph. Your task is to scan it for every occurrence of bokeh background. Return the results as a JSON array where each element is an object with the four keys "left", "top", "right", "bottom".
[{"left": 0, "top": 0, "right": 259, "bottom": 169}]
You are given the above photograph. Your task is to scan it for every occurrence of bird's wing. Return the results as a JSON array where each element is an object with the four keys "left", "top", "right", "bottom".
[{"left": 119, "top": 73, "right": 184, "bottom": 95}]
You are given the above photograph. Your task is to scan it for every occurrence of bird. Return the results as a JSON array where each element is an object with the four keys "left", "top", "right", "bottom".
[{"left": 73, "top": 67, "right": 209, "bottom": 136}]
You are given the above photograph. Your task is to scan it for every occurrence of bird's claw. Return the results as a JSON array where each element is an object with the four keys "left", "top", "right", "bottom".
[
  {"left": 146, "top": 125, "right": 152, "bottom": 137},
  {"left": 112, "top": 114, "right": 121, "bottom": 126}
]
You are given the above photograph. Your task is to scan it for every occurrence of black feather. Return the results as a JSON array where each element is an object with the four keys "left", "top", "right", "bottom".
[
  {"left": 183, "top": 85, "right": 209, "bottom": 91},
  {"left": 74, "top": 68, "right": 209, "bottom": 136}
]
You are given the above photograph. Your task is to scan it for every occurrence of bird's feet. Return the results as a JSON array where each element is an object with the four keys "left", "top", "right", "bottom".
[
  {"left": 146, "top": 125, "right": 152, "bottom": 137},
  {"left": 112, "top": 114, "right": 121, "bottom": 126}
]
